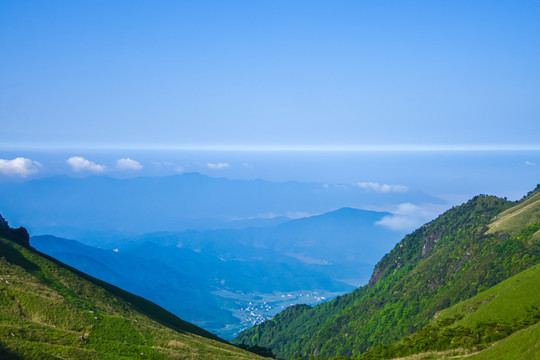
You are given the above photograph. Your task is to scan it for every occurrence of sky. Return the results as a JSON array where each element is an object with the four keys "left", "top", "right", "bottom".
[
  {"left": 0, "top": 1, "right": 539, "bottom": 207},
  {"left": 1, "top": 0, "right": 539, "bottom": 150}
]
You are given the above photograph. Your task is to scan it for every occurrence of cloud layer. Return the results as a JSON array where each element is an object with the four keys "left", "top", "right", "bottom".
[
  {"left": 376, "top": 203, "right": 432, "bottom": 231},
  {"left": 356, "top": 182, "right": 408, "bottom": 193},
  {"left": 67, "top": 156, "right": 106, "bottom": 173},
  {"left": 207, "top": 162, "right": 230, "bottom": 169},
  {"left": 0, "top": 157, "right": 41, "bottom": 177},
  {"left": 116, "top": 158, "right": 143, "bottom": 171}
]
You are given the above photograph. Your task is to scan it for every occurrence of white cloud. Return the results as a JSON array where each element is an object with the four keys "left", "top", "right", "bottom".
[
  {"left": 207, "top": 162, "right": 230, "bottom": 169},
  {"left": 376, "top": 203, "right": 432, "bottom": 231},
  {"left": 155, "top": 161, "right": 185, "bottom": 173},
  {"left": 116, "top": 157, "right": 143, "bottom": 171},
  {"left": 174, "top": 165, "right": 185, "bottom": 173},
  {"left": 356, "top": 182, "right": 408, "bottom": 193},
  {"left": 67, "top": 156, "right": 106, "bottom": 173},
  {"left": 525, "top": 161, "right": 536, "bottom": 166},
  {"left": 286, "top": 211, "right": 318, "bottom": 219},
  {"left": 0, "top": 157, "right": 42, "bottom": 177}
]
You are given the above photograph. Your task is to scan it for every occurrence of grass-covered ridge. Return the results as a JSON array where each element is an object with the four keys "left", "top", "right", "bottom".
[
  {"left": 0, "top": 218, "right": 263, "bottom": 360},
  {"left": 233, "top": 188, "right": 540, "bottom": 359},
  {"left": 488, "top": 184, "right": 540, "bottom": 240}
]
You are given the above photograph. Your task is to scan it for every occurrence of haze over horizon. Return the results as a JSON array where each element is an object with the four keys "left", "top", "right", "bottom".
[{"left": 1, "top": 1, "right": 539, "bottom": 224}]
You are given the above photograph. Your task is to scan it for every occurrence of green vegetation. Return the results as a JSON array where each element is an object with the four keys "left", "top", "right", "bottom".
[
  {"left": 3, "top": 184, "right": 540, "bottom": 360},
  {"left": 467, "top": 321, "right": 540, "bottom": 360},
  {"left": 348, "top": 316, "right": 540, "bottom": 360},
  {"left": 437, "top": 260, "right": 540, "bottom": 327},
  {"left": 233, "top": 187, "right": 540, "bottom": 359},
  {"left": 344, "top": 261, "right": 540, "bottom": 359},
  {"left": 488, "top": 183, "right": 540, "bottom": 240},
  {"left": 0, "top": 217, "right": 263, "bottom": 360}
]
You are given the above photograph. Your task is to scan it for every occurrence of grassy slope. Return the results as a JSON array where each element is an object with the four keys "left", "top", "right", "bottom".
[
  {"left": 0, "top": 236, "right": 263, "bottom": 360},
  {"left": 383, "top": 322, "right": 540, "bottom": 360},
  {"left": 371, "top": 262, "right": 540, "bottom": 360},
  {"left": 436, "top": 262, "right": 540, "bottom": 327},
  {"left": 488, "top": 184, "right": 540, "bottom": 241},
  {"left": 466, "top": 322, "right": 540, "bottom": 360},
  {"left": 428, "top": 262, "right": 540, "bottom": 360}
]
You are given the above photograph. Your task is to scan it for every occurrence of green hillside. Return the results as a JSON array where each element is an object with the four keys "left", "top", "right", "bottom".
[
  {"left": 0, "top": 217, "right": 263, "bottom": 360},
  {"left": 466, "top": 322, "right": 540, "bottom": 360},
  {"left": 437, "top": 261, "right": 540, "bottom": 327},
  {"left": 362, "top": 322, "right": 540, "bottom": 360},
  {"left": 351, "top": 261, "right": 540, "bottom": 359},
  {"left": 233, "top": 188, "right": 540, "bottom": 359}
]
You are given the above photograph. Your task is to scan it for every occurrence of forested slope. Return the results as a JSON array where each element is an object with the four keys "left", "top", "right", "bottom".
[{"left": 233, "top": 186, "right": 540, "bottom": 359}]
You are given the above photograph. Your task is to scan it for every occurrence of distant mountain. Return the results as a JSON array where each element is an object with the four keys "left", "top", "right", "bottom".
[
  {"left": 0, "top": 173, "right": 445, "bottom": 238},
  {"left": 233, "top": 186, "right": 540, "bottom": 359},
  {"left": 125, "top": 207, "right": 404, "bottom": 284},
  {"left": 0, "top": 216, "right": 263, "bottom": 360}
]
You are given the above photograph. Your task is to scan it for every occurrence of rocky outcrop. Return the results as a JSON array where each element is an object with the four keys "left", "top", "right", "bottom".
[
  {"left": 421, "top": 231, "right": 440, "bottom": 256},
  {"left": 368, "top": 266, "right": 382, "bottom": 287},
  {"left": 0, "top": 214, "right": 30, "bottom": 247}
]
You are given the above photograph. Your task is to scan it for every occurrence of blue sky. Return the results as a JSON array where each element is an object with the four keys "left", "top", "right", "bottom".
[
  {"left": 1, "top": 0, "right": 539, "bottom": 150},
  {"left": 0, "top": 1, "right": 539, "bottom": 205}
]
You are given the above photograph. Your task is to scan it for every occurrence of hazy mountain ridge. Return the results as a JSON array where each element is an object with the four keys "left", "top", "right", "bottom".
[
  {"left": 0, "top": 173, "right": 445, "bottom": 237},
  {"left": 232, "top": 186, "right": 540, "bottom": 359},
  {"left": 121, "top": 207, "right": 401, "bottom": 281},
  {"left": 0, "top": 216, "right": 263, "bottom": 360}
]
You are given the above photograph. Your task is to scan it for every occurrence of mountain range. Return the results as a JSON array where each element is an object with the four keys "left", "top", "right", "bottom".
[{"left": 0, "top": 173, "right": 444, "bottom": 238}]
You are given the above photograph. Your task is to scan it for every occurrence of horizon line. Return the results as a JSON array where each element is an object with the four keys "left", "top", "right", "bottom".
[{"left": 2, "top": 143, "right": 540, "bottom": 152}]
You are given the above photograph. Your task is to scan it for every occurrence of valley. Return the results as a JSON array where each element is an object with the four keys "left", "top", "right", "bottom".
[
  {"left": 1, "top": 181, "right": 539, "bottom": 359},
  {"left": 28, "top": 200, "right": 408, "bottom": 338},
  {"left": 214, "top": 289, "right": 343, "bottom": 337},
  {"left": 2, "top": 2, "right": 539, "bottom": 358}
]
